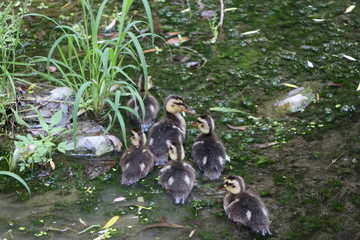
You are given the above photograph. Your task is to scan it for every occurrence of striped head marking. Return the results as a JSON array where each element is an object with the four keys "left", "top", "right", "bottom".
[{"left": 224, "top": 175, "right": 246, "bottom": 194}]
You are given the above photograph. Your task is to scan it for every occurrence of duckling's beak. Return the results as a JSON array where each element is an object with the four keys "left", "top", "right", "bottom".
[
  {"left": 191, "top": 122, "right": 199, "bottom": 127},
  {"left": 183, "top": 105, "right": 196, "bottom": 114}
]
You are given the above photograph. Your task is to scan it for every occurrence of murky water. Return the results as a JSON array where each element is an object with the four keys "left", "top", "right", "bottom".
[{"left": 1, "top": 0, "right": 360, "bottom": 239}]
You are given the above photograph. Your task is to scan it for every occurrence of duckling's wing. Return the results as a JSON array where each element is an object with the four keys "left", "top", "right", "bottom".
[
  {"left": 192, "top": 138, "right": 226, "bottom": 179},
  {"left": 120, "top": 148, "right": 153, "bottom": 185},
  {"left": 148, "top": 119, "right": 185, "bottom": 164},
  {"left": 226, "top": 193, "right": 270, "bottom": 234}
]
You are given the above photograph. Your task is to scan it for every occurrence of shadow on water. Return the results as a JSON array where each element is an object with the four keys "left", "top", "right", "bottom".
[{"left": 1, "top": 0, "right": 360, "bottom": 239}]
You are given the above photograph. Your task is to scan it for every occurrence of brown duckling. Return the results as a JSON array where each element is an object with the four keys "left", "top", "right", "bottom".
[
  {"left": 120, "top": 129, "right": 155, "bottom": 185},
  {"left": 192, "top": 115, "right": 227, "bottom": 180},
  {"left": 126, "top": 75, "right": 160, "bottom": 132},
  {"left": 148, "top": 95, "right": 195, "bottom": 165},
  {"left": 158, "top": 141, "right": 196, "bottom": 204},
  {"left": 223, "top": 175, "right": 271, "bottom": 236}
]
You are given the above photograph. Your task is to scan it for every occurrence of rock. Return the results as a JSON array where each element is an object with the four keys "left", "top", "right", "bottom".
[{"left": 64, "top": 135, "right": 122, "bottom": 156}]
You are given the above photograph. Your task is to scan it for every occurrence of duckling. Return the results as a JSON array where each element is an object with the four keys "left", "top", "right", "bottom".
[
  {"left": 120, "top": 129, "right": 155, "bottom": 185},
  {"left": 158, "top": 141, "right": 196, "bottom": 204},
  {"left": 148, "top": 95, "right": 195, "bottom": 165},
  {"left": 126, "top": 75, "right": 160, "bottom": 132},
  {"left": 192, "top": 115, "right": 227, "bottom": 180},
  {"left": 223, "top": 175, "right": 271, "bottom": 236}
]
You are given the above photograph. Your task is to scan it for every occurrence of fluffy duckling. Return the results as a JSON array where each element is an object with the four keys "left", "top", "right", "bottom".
[
  {"left": 148, "top": 95, "right": 195, "bottom": 165},
  {"left": 120, "top": 129, "right": 155, "bottom": 185},
  {"left": 192, "top": 115, "right": 227, "bottom": 180},
  {"left": 126, "top": 75, "right": 160, "bottom": 132},
  {"left": 158, "top": 141, "right": 195, "bottom": 204},
  {"left": 223, "top": 175, "right": 271, "bottom": 236}
]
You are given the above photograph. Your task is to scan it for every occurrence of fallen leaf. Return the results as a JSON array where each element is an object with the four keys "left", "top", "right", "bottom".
[
  {"left": 79, "top": 218, "right": 87, "bottom": 226},
  {"left": 197, "top": 0, "right": 205, "bottom": 11},
  {"left": 186, "top": 61, "right": 201, "bottom": 69},
  {"left": 143, "top": 223, "right": 185, "bottom": 229},
  {"left": 103, "top": 216, "right": 119, "bottom": 229},
  {"left": 181, "top": 8, "right": 190, "bottom": 13},
  {"left": 253, "top": 142, "right": 278, "bottom": 149},
  {"left": 312, "top": 18, "right": 325, "bottom": 22},
  {"left": 357, "top": 83, "right": 360, "bottom": 91},
  {"left": 143, "top": 48, "right": 162, "bottom": 53},
  {"left": 107, "top": 135, "right": 122, "bottom": 151},
  {"left": 306, "top": 60, "right": 314, "bottom": 68},
  {"left": 105, "top": 19, "right": 117, "bottom": 31},
  {"left": 280, "top": 83, "right": 299, "bottom": 88},
  {"left": 344, "top": 5, "right": 356, "bottom": 14},
  {"left": 201, "top": 10, "right": 216, "bottom": 20},
  {"left": 166, "top": 37, "right": 190, "bottom": 45},
  {"left": 224, "top": 7, "right": 237, "bottom": 12},
  {"left": 166, "top": 31, "right": 183, "bottom": 36},
  {"left": 227, "top": 124, "right": 250, "bottom": 131},
  {"left": 137, "top": 196, "right": 144, "bottom": 203},
  {"left": 113, "top": 197, "right": 126, "bottom": 203},
  {"left": 189, "top": 229, "right": 196, "bottom": 237},
  {"left": 327, "top": 82, "right": 342, "bottom": 87},
  {"left": 342, "top": 54, "right": 356, "bottom": 61},
  {"left": 49, "top": 66, "right": 57, "bottom": 72},
  {"left": 134, "top": 204, "right": 152, "bottom": 211},
  {"left": 49, "top": 160, "right": 56, "bottom": 170},
  {"left": 239, "top": 29, "right": 260, "bottom": 37}
]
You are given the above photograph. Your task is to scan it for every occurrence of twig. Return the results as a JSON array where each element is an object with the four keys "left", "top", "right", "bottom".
[{"left": 325, "top": 152, "right": 345, "bottom": 170}]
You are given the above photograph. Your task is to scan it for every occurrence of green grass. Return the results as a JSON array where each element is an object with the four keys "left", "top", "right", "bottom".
[{"left": 29, "top": 0, "right": 155, "bottom": 146}]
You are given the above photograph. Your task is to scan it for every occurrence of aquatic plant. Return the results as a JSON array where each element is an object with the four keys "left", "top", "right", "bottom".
[
  {"left": 31, "top": 0, "right": 154, "bottom": 146},
  {"left": 13, "top": 110, "right": 73, "bottom": 171},
  {"left": 0, "top": 170, "right": 31, "bottom": 194},
  {"left": 0, "top": 0, "right": 31, "bottom": 129}
]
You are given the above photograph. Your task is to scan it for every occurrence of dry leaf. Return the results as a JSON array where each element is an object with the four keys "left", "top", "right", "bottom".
[
  {"left": 227, "top": 124, "right": 250, "bottom": 131},
  {"left": 181, "top": 8, "right": 190, "bottom": 13},
  {"left": 103, "top": 216, "right": 119, "bottom": 229},
  {"left": 307, "top": 60, "right": 314, "bottom": 68},
  {"left": 166, "top": 37, "right": 190, "bottom": 45},
  {"left": 105, "top": 19, "right": 117, "bottom": 31},
  {"left": 166, "top": 31, "right": 183, "bottom": 36},
  {"left": 143, "top": 48, "right": 162, "bottom": 53},
  {"left": 342, "top": 54, "right": 356, "bottom": 61},
  {"left": 79, "top": 218, "right": 87, "bottom": 226},
  {"left": 49, "top": 159, "right": 56, "bottom": 170},
  {"left": 344, "top": 5, "right": 356, "bottom": 14},
  {"left": 107, "top": 135, "right": 122, "bottom": 152},
  {"left": 49, "top": 66, "right": 57, "bottom": 72},
  {"left": 224, "top": 7, "right": 237, "bottom": 12},
  {"left": 113, "top": 197, "right": 126, "bottom": 203},
  {"left": 253, "top": 142, "right": 278, "bottom": 149},
  {"left": 327, "top": 81, "right": 342, "bottom": 87},
  {"left": 280, "top": 83, "right": 299, "bottom": 88},
  {"left": 189, "top": 229, "right": 196, "bottom": 237},
  {"left": 239, "top": 29, "right": 260, "bottom": 36},
  {"left": 201, "top": 10, "right": 216, "bottom": 20},
  {"left": 339, "top": 183, "right": 350, "bottom": 198}
]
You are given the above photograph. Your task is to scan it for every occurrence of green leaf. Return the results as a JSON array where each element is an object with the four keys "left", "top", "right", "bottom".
[
  {"left": 50, "top": 110, "right": 63, "bottom": 128},
  {"left": 0, "top": 171, "right": 31, "bottom": 195}
]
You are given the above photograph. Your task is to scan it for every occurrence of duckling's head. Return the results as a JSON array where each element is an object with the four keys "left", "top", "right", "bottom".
[
  {"left": 193, "top": 115, "right": 215, "bottom": 134},
  {"left": 130, "top": 129, "right": 147, "bottom": 146},
  {"left": 164, "top": 95, "right": 196, "bottom": 114},
  {"left": 138, "top": 75, "right": 153, "bottom": 92},
  {"left": 224, "top": 175, "right": 246, "bottom": 194},
  {"left": 166, "top": 141, "right": 185, "bottom": 161}
]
